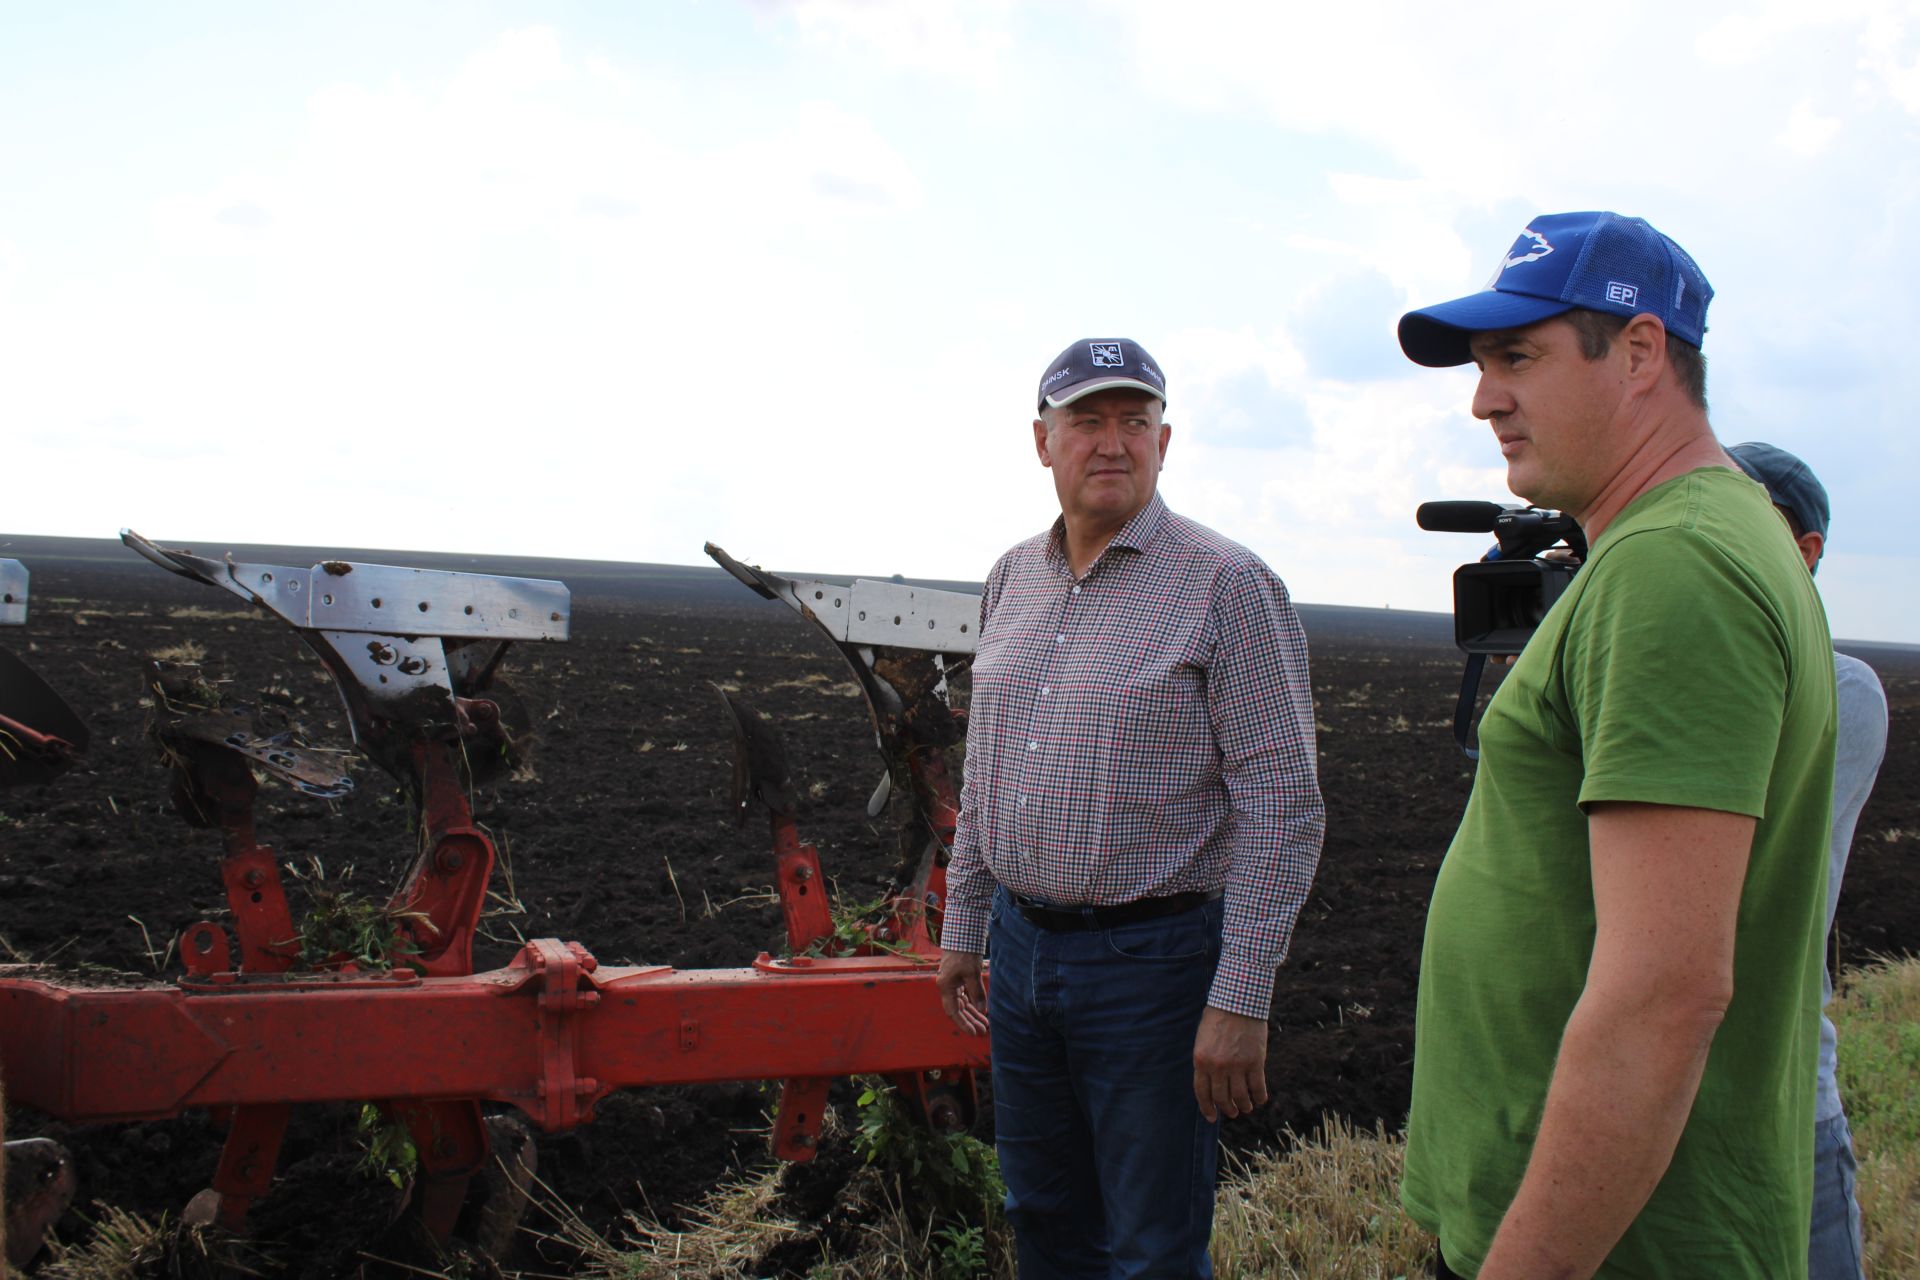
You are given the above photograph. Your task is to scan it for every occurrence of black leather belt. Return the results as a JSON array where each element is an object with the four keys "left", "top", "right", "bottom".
[{"left": 1011, "top": 890, "right": 1218, "bottom": 932}]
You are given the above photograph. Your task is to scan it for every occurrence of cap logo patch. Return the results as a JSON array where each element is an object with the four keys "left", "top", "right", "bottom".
[
  {"left": 1089, "top": 342, "right": 1124, "bottom": 367},
  {"left": 1605, "top": 281, "right": 1638, "bottom": 307},
  {"left": 1502, "top": 228, "right": 1554, "bottom": 271}
]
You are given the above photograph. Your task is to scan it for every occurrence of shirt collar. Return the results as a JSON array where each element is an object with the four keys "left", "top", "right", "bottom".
[
  {"left": 1045, "top": 493, "right": 1170, "bottom": 575},
  {"left": 1110, "top": 493, "right": 1169, "bottom": 553}
]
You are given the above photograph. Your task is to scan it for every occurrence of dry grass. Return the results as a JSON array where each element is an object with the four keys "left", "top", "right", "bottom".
[
  {"left": 38, "top": 1205, "right": 173, "bottom": 1278},
  {"left": 37, "top": 1204, "right": 237, "bottom": 1279},
  {"left": 1212, "top": 1117, "right": 1430, "bottom": 1279},
  {"left": 820, "top": 1169, "right": 1014, "bottom": 1278},
  {"left": 162, "top": 605, "right": 254, "bottom": 621},
  {"left": 537, "top": 1162, "right": 800, "bottom": 1278},
  {"left": 547, "top": 1161, "right": 1011, "bottom": 1280},
  {"left": 1833, "top": 955, "right": 1920, "bottom": 1277},
  {"left": 545, "top": 1117, "right": 1423, "bottom": 1280},
  {"left": 767, "top": 673, "right": 863, "bottom": 698},
  {"left": 147, "top": 639, "right": 207, "bottom": 664}
]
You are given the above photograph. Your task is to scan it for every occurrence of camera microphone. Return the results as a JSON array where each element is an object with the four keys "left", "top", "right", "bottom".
[{"left": 1415, "top": 501, "right": 1508, "bottom": 533}]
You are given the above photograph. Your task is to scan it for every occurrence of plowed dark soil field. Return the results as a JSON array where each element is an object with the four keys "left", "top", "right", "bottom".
[{"left": 3, "top": 534, "right": 1916, "bottom": 1276}]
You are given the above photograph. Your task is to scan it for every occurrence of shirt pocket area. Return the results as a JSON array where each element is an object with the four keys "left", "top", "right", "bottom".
[{"left": 1108, "top": 670, "right": 1212, "bottom": 805}]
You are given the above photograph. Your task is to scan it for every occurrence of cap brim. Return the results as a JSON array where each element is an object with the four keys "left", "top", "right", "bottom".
[
  {"left": 1043, "top": 377, "right": 1166, "bottom": 411},
  {"left": 1398, "top": 292, "right": 1576, "bottom": 367}
]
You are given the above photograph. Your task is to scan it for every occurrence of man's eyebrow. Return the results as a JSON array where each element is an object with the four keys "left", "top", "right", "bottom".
[{"left": 1469, "top": 329, "right": 1528, "bottom": 352}]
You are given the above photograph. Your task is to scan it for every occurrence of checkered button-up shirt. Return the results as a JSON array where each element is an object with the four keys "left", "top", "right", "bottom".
[{"left": 945, "top": 495, "right": 1325, "bottom": 1020}]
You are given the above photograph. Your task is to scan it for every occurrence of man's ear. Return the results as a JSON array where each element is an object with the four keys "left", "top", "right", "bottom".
[
  {"left": 1033, "top": 417, "right": 1053, "bottom": 467},
  {"left": 1795, "top": 529, "right": 1824, "bottom": 574},
  {"left": 1620, "top": 314, "right": 1668, "bottom": 389}
]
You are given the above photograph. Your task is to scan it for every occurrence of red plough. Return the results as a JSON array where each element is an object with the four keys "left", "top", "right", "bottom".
[{"left": 0, "top": 535, "right": 987, "bottom": 1254}]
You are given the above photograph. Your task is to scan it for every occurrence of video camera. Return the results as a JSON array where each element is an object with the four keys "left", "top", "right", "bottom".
[
  {"left": 1416, "top": 501, "right": 1587, "bottom": 758},
  {"left": 1416, "top": 501, "right": 1587, "bottom": 656}
]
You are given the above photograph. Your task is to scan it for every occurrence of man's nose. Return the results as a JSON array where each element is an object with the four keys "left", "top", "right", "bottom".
[
  {"left": 1470, "top": 373, "right": 1509, "bottom": 422},
  {"left": 1092, "top": 420, "right": 1126, "bottom": 451}
]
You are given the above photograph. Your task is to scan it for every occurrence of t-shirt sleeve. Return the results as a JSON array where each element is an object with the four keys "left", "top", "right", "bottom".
[
  {"left": 1827, "top": 655, "right": 1889, "bottom": 924},
  {"left": 1566, "top": 530, "right": 1789, "bottom": 817}
]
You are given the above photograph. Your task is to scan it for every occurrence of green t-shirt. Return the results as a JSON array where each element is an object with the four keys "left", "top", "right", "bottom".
[{"left": 1401, "top": 467, "right": 1838, "bottom": 1278}]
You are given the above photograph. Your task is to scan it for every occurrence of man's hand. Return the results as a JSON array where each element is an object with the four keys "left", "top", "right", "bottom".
[
  {"left": 936, "top": 949, "right": 989, "bottom": 1036},
  {"left": 1192, "top": 1007, "right": 1268, "bottom": 1122}
]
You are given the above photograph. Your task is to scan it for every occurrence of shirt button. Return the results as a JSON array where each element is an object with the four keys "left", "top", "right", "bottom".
[
  {"left": 1072, "top": 585, "right": 1081, "bottom": 595},
  {"left": 1040, "top": 685, "right": 1050, "bottom": 696},
  {"left": 1055, "top": 633, "right": 1066, "bottom": 645},
  {"left": 1027, "top": 741, "right": 1038, "bottom": 751},
  {"left": 1017, "top": 796, "right": 1027, "bottom": 807}
]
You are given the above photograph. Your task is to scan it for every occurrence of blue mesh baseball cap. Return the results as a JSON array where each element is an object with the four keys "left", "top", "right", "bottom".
[
  {"left": 1728, "top": 441, "right": 1830, "bottom": 558},
  {"left": 1037, "top": 338, "right": 1167, "bottom": 412},
  {"left": 1398, "top": 212, "right": 1714, "bottom": 368}
]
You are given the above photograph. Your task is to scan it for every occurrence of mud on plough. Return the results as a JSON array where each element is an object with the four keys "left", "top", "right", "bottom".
[{"left": 0, "top": 537, "right": 988, "bottom": 1265}]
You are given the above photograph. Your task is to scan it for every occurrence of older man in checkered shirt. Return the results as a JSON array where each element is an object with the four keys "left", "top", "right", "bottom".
[{"left": 935, "top": 338, "right": 1325, "bottom": 1278}]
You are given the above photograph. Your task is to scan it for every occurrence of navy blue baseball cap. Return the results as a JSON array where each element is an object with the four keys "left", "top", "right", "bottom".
[
  {"left": 1037, "top": 338, "right": 1167, "bottom": 413},
  {"left": 1728, "top": 441, "right": 1830, "bottom": 559},
  {"left": 1399, "top": 212, "right": 1714, "bottom": 368}
]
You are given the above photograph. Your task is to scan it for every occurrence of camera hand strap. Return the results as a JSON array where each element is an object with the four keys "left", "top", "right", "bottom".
[{"left": 1452, "top": 653, "right": 1487, "bottom": 760}]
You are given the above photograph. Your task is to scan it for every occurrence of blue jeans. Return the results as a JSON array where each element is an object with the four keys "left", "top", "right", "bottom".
[
  {"left": 1808, "top": 1111, "right": 1864, "bottom": 1280},
  {"left": 987, "top": 887, "right": 1224, "bottom": 1279}
]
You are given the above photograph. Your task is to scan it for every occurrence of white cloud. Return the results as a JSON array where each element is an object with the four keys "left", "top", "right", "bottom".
[
  {"left": 1779, "top": 98, "right": 1844, "bottom": 154},
  {"left": 1121, "top": 0, "right": 1919, "bottom": 241},
  {"left": 4, "top": 7, "right": 1916, "bottom": 642},
  {"left": 0, "top": 25, "right": 952, "bottom": 570},
  {"left": 451, "top": 24, "right": 571, "bottom": 95},
  {"left": 0, "top": 236, "right": 21, "bottom": 296},
  {"left": 766, "top": 0, "right": 1015, "bottom": 87},
  {"left": 1860, "top": 2, "right": 1920, "bottom": 114},
  {"left": 775, "top": 101, "right": 926, "bottom": 213},
  {"left": 1696, "top": 1, "right": 1867, "bottom": 64}
]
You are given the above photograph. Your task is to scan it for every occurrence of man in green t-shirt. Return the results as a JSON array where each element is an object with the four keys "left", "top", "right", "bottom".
[{"left": 1394, "top": 212, "right": 1838, "bottom": 1279}]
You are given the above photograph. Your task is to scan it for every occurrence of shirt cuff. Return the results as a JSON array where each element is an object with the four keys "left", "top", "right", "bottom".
[
  {"left": 941, "top": 904, "right": 990, "bottom": 956},
  {"left": 1207, "top": 947, "right": 1277, "bottom": 1021}
]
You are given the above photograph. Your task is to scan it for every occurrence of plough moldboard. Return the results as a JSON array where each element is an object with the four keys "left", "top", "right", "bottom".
[{"left": 0, "top": 537, "right": 988, "bottom": 1261}]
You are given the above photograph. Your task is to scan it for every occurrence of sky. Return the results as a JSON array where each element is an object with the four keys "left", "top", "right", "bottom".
[{"left": 3, "top": 1, "right": 1916, "bottom": 642}]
